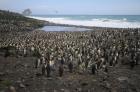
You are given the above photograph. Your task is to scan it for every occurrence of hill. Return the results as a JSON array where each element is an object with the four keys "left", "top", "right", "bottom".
[{"left": 0, "top": 10, "right": 45, "bottom": 32}]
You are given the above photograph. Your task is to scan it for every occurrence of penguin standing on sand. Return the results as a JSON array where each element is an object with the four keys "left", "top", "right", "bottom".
[
  {"left": 130, "top": 50, "right": 135, "bottom": 69},
  {"left": 46, "top": 61, "right": 51, "bottom": 77},
  {"left": 91, "top": 63, "right": 97, "bottom": 75},
  {"left": 68, "top": 61, "right": 73, "bottom": 73},
  {"left": 135, "top": 52, "right": 139, "bottom": 65},
  {"left": 59, "top": 64, "right": 64, "bottom": 77},
  {"left": 42, "top": 64, "right": 46, "bottom": 75},
  {"left": 35, "top": 58, "right": 41, "bottom": 68}
]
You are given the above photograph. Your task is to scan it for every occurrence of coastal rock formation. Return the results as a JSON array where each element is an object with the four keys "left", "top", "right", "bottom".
[{"left": 22, "top": 9, "right": 32, "bottom": 16}]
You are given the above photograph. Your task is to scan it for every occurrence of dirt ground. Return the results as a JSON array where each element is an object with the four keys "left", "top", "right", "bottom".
[{"left": 0, "top": 55, "right": 140, "bottom": 92}]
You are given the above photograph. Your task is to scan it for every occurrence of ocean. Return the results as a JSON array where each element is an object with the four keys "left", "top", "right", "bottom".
[{"left": 30, "top": 15, "right": 140, "bottom": 28}]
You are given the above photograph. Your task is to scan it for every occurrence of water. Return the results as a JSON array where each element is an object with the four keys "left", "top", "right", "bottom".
[
  {"left": 40, "top": 26, "right": 91, "bottom": 32},
  {"left": 29, "top": 15, "right": 140, "bottom": 28}
]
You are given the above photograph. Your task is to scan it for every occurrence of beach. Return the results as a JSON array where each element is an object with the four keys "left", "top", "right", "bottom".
[{"left": 0, "top": 10, "right": 140, "bottom": 92}]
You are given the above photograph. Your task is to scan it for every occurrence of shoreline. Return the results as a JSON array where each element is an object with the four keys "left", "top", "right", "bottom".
[
  {"left": 29, "top": 15, "right": 140, "bottom": 29},
  {"left": 41, "top": 21, "right": 140, "bottom": 32},
  {"left": 27, "top": 16, "right": 140, "bottom": 31}
]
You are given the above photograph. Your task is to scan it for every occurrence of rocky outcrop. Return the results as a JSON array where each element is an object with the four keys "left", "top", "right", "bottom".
[{"left": 22, "top": 9, "right": 32, "bottom": 16}]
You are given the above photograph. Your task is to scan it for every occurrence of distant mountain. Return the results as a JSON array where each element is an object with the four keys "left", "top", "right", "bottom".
[{"left": 22, "top": 9, "right": 32, "bottom": 16}]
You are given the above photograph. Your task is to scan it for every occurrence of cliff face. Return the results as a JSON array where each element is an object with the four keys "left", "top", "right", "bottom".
[{"left": 22, "top": 9, "right": 32, "bottom": 16}]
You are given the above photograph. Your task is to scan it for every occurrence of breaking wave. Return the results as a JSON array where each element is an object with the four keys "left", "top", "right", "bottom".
[{"left": 29, "top": 16, "right": 140, "bottom": 28}]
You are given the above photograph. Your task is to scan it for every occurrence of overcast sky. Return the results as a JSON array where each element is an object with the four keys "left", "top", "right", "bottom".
[{"left": 0, "top": 0, "right": 140, "bottom": 15}]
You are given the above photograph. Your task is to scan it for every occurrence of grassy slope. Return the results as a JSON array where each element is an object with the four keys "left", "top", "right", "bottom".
[{"left": 0, "top": 10, "right": 45, "bottom": 32}]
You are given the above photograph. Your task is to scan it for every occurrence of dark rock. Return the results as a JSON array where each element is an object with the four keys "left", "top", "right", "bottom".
[{"left": 22, "top": 9, "right": 32, "bottom": 16}]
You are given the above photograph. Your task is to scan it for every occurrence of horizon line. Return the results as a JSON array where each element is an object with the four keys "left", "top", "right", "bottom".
[{"left": 31, "top": 14, "right": 140, "bottom": 16}]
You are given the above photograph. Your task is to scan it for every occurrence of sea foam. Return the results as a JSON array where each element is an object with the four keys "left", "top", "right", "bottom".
[{"left": 29, "top": 16, "right": 140, "bottom": 28}]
